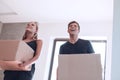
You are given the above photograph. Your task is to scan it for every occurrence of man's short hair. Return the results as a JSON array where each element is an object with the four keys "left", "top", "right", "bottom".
[{"left": 68, "top": 21, "right": 80, "bottom": 30}]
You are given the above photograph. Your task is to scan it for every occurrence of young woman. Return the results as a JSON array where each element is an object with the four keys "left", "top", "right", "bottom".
[{"left": 4, "top": 21, "right": 42, "bottom": 80}]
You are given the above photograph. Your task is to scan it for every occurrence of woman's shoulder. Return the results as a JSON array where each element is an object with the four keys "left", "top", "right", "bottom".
[
  {"left": 36, "top": 39, "right": 42, "bottom": 42},
  {"left": 36, "top": 39, "right": 43, "bottom": 44}
]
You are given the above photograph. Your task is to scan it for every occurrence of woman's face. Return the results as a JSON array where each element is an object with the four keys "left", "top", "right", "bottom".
[{"left": 26, "top": 22, "right": 37, "bottom": 33}]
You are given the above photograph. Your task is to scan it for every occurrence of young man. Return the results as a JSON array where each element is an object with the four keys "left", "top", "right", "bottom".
[
  {"left": 59, "top": 21, "right": 94, "bottom": 54},
  {"left": 57, "top": 21, "right": 94, "bottom": 80}
]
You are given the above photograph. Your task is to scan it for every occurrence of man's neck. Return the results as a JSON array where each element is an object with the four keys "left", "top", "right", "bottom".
[{"left": 69, "top": 36, "right": 78, "bottom": 44}]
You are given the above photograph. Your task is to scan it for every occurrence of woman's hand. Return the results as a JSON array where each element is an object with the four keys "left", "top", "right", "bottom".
[
  {"left": 18, "top": 61, "right": 31, "bottom": 71},
  {"left": 18, "top": 61, "right": 26, "bottom": 67}
]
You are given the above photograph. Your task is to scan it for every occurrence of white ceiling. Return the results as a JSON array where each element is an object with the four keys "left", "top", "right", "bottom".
[{"left": 0, "top": 0, "right": 113, "bottom": 23}]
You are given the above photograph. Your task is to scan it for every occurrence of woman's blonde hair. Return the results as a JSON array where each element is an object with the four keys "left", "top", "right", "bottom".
[{"left": 22, "top": 22, "right": 39, "bottom": 40}]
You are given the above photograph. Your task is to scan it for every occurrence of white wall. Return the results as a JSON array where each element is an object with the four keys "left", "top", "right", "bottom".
[
  {"left": 34, "top": 21, "right": 113, "bottom": 80},
  {"left": 111, "top": 0, "right": 120, "bottom": 80}
]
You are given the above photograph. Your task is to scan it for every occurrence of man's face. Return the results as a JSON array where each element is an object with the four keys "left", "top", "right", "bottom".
[{"left": 68, "top": 23, "right": 80, "bottom": 35}]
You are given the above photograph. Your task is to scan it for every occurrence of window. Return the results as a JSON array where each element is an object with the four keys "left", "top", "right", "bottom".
[{"left": 48, "top": 38, "right": 107, "bottom": 80}]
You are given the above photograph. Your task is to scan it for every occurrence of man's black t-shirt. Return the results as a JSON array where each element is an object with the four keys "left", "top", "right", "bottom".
[{"left": 59, "top": 39, "right": 94, "bottom": 54}]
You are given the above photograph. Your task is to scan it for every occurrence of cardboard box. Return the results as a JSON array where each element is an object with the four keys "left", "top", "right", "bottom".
[
  {"left": 58, "top": 54, "right": 102, "bottom": 80},
  {"left": 0, "top": 40, "right": 34, "bottom": 70}
]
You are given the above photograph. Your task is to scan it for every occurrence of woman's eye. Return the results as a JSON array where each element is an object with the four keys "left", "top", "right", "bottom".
[
  {"left": 32, "top": 24, "right": 35, "bottom": 26},
  {"left": 27, "top": 23, "right": 35, "bottom": 26}
]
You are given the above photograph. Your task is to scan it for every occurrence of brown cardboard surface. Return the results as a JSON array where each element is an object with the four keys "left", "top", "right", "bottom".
[
  {"left": 58, "top": 54, "right": 102, "bottom": 80},
  {"left": 0, "top": 40, "right": 34, "bottom": 61},
  {"left": 0, "top": 40, "right": 34, "bottom": 70}
]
